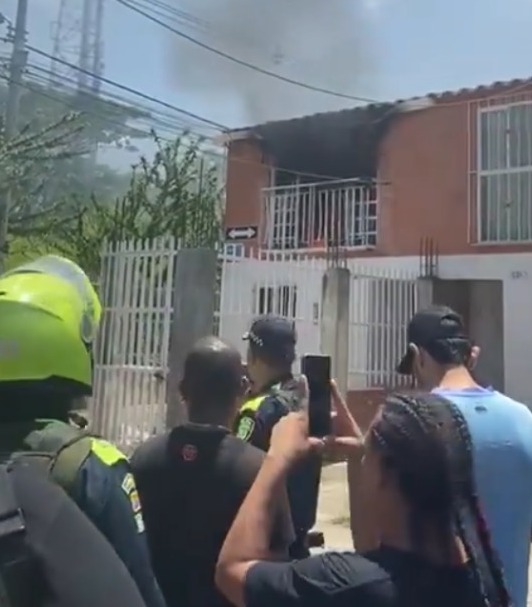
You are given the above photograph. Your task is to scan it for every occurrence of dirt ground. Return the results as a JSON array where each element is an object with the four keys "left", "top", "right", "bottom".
[
  {"left": 317, "top": 463, "right": 532, "bottom": 604},
  {"left": 316, "top": 462, "right": 352, "bottom": 548}
]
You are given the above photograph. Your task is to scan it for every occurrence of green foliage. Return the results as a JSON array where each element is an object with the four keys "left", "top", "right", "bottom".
[
  {"left": 0, "top": 112, "right": 85, "bottom": 243},
  {"left": 0, "top": 81, "right": 148, "bottom": 204},
  {"left": 28, "top": 133, "right": 223, "bottom": 278}
]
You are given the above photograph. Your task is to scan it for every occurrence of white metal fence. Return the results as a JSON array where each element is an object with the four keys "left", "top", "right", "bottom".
[
  {"left": 91, "top": 240, "right": 419, "bottom": 447},
  {"left": 90, "top": 237, "right": 178, "bottom": 450},
  {"left": 348, "top": 265, "right": 418, "bottom": 389}
]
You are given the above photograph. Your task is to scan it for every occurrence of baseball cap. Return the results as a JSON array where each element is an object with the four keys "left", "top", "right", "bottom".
[
  {"left": 243, "top": 315, "right": 297, "bottom": 363},
  {"left": 396, "top": 305, "right": 467, "bottom": 375}
]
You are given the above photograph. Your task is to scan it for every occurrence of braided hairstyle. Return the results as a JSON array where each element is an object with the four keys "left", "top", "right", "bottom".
[{"left": 370, "top": 392, "right": 511, "bottom": 607}]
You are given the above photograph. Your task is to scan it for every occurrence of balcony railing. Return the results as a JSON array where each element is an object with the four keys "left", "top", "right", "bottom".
[{"left": 261, "top": 178, "right": 378, "bottom": 251}]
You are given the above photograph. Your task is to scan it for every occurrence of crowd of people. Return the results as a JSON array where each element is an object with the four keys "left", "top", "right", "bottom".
[{"left": 0, "top": 254, "right": 531, "bottom": 607}]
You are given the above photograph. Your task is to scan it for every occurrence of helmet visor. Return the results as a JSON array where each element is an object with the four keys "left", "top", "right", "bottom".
[{"left": 3, "top": 255, "right": 102, "bottom": 343}]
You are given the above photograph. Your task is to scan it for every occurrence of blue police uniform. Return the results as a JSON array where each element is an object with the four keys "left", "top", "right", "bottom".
[
  {"left": 234, "top": 378, "right": 321, "bottom": 557},
  {"left": 75, "top": 440, "right": 167, "bottom": 607},
  {"left": 0, "top": 421, "right": 167, "bottom": 607}
]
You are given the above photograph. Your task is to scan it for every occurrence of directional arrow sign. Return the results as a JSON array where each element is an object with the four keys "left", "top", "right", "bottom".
[{"left": 225, "top": 226, "right": 258, "bottom": 240}]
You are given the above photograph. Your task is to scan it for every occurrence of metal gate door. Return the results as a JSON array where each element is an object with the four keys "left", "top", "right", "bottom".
[{"left": 90, "top": 237, "right": 178, "bottom": 451}]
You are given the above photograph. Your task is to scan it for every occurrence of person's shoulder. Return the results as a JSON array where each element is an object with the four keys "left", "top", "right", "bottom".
[
  {"left": 273, "top": 377, "right": 301, "bottom": 411},
  {"left": 259, "top": 378, "right": 300, "bottom": 416},
  {"left": 221, "top": 434, "right": 265, "bottom": 465},
  {"left": 218, "top": 435, "right": 265, "bottom": 480},
  {"left": 492, "top": 391, "right": 531, "bottom": 411},
  {"left": 316, "top": 551, "right": 391, "bottom": 588},
  {"left": 130, "top": 432, "right": 170, "bottom": 472}
]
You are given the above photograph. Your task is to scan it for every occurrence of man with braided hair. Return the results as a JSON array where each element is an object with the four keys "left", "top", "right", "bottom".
[
  {"left": 216, "top": 386, "right": 510, "bottom": 607},
  {"left": 396, "top": 305, "right": 532, "bottom": 607}
]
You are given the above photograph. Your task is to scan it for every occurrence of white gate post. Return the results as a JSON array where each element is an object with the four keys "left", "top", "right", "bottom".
[
  {"left": 166, "top": 248, "right": 218, "bottom": 428},
  {"left": 320, "top": 267, "right": 351, "bottom": 397}
]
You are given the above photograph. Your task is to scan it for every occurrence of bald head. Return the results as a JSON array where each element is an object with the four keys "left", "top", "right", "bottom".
[{"left": 180, "top": 337, "right": 244, "bottom": 423}]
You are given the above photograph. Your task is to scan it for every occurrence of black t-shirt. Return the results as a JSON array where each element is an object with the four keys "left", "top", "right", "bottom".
[
  {"left": 244, "top": 545, "right": 484, "bottom": 607},
  {"left": 9, "top": 464, "right": 146, "bottom": 607},
  {"left": 131, "top": 423, "right": 294, "bottom": 607}
]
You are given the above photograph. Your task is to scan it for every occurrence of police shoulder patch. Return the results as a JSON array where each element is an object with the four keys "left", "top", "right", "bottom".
[
  {"left": 120, "top": 472, "right": 144, "bottom": 533},
  {"left": 121, "top": 472, "right": 136, "bottom": 495},
  {"left": 236, "top": 416, "right": 255, "bottom": 441}
]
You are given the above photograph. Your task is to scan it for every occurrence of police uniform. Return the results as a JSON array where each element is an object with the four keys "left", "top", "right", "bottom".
[
  {"left": 2, "top": 461, "right": 148, "bottom": 607},
  {"left": 235, "top": 316, "right": 322, "bottom": 558},
  {"left": 235, "top": 376, "right": 301, "bottom": 450},
  {"left": 0, "top": 256, "right": 166, "bottom": 607}
]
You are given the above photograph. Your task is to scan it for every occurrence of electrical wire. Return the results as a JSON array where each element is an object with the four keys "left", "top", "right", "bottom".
[
  {"left": 115, "top": 0, "right": 380, "bottom": 104},
  {"left": 2, "top": 36, "right": 348, "bottom": 182},
  {"left": 126, "top": 0, "right": 208, "bottom": 31},
  {"left": 0, "top": 71, "right": 190, "bottom": 147},
  {"left": 1, "top": 70, "right": 350, "bottom": 181},
  {"left": 22, "top": 43, "right": 228, "bottom": 132},
  {"left": 27, "top": 62, "right": 217, "bottom": 136}
]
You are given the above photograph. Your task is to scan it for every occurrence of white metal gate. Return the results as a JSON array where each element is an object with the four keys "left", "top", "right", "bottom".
[
  {"left": 90, "top": 237, "right": 178, "bottom": 451},
  {"left": 348, "top": 265, "right": 418, "bottom": 390}
]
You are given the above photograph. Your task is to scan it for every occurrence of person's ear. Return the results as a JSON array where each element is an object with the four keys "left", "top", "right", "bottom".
[
  {"left": 408, "top": 343, "right": 421, "bottom": 368},
  {"left": 239, "top": 375, "right": 249, "bottom": 396},
  {"left": 468, "top": 345, "right": 481, "bottom": 370}
]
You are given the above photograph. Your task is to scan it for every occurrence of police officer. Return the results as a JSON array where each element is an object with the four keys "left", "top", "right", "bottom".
[
  {"left": 234, "top": 315, "right": 321, "bottom": 557},
  {"left": 0, "top": 255, "right": 166, "bottom": 607}
]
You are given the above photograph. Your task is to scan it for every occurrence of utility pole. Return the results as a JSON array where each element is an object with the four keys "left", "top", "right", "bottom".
[{"left": 0, "top": 0, "right": 29, "bottom": 271}]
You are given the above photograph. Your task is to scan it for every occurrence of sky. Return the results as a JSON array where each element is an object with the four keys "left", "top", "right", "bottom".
[{"left": 1, "top": 0, "right": 531, "bottom": 165}]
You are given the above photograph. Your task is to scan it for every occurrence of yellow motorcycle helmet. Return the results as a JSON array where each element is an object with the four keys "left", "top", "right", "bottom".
[{"left": 0, "top": 255, "right": 102, "bottom": 395}]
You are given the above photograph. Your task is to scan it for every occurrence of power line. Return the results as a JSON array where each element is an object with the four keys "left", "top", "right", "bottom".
[
  {"left": 1, "top": 71, "right": 352, "bottom": 182},
  {"left": 26, "top": 62, "right": 217, "bottom": 135},
  {"left": 22, "top": 42, "right": 229, "bottom": 131},
  {"left": 0, "top": 70, "right": 194, "bottom": 147},
  {"left": 115, "top": 0, "right": 380, "bottom": 104},
  {"left": 127, "top": 0, "right": 207, "bottom": 30}
]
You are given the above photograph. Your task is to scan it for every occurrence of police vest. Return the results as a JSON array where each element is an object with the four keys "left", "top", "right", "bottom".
[
  {"left": 0, "top": 419, "right": 126, "bottom": 496},
  {"left": 239, "top": 394, "right": 267, "bottom": 416},
  {"left": 239, "top": 380, "right": 301, "bottom": 417}
]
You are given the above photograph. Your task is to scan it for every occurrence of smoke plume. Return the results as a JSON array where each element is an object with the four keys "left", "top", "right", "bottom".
[{"left": 166, "top": 0, "right": 378, "bottom": 125}]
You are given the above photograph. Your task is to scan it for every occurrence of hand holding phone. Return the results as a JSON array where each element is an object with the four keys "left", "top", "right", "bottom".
[{"left": 301, "top": 355, "right": 331, "bottom": 437}]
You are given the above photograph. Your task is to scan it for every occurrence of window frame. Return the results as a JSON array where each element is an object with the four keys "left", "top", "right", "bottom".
[{"left": 476, "top": 101, "right": 532, "bottom": 243}]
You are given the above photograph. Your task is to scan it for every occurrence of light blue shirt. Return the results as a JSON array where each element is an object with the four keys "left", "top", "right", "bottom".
[{"left": 434, "top": 387, "right": 532, "bottom": 607}]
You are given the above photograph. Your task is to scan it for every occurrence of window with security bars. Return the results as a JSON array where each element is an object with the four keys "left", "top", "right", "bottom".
[
  {"left": 254, "top": 285, "right": 297, "bottom": 318},
  {"left": 478, "top": 103, "right": 532, "bottom": 242},
  {"left": 262, "top": 180, "right": 378, "bottom": 250}
]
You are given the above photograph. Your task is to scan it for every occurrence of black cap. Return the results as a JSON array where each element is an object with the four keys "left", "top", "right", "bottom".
[
  {"left": 396, "top": 305, "right": 467, "bottom": 375},
  {"left": 243, "top": 315, "right": 297, "bottom": 363}
]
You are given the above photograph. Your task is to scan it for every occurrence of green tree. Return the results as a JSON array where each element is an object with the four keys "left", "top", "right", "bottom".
[
  {"left": 0, "top": 80, "right": 149, "bottom": 203},
  {"left": 34, "top": 133, "right": 223, "bottom": 278},
  {"left": 1, "top": 111, "right": 83, "bottom": 231}
]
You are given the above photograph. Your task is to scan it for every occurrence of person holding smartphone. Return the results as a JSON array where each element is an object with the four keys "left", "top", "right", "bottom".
[
  {"left": 216, "top": 383, "right": 510, "bottom": 607},
  {"left": 234, "top": 315, "right": 320, "bottom": 557}
]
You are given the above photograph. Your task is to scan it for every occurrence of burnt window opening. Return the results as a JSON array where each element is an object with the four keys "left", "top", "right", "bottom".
[{"left": 255, "top": 103, "right": 393, "bottom": 250}]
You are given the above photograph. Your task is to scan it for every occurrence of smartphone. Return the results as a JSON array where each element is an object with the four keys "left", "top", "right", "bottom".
[{"left": 301, "top": 355, "right": 331, "bottom": 437}]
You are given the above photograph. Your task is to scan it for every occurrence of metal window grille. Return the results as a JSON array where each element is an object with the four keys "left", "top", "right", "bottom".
[
  {"left": 262, "top": 179, "right": 378, "bottom": 250},
  {"left": 255, "top": 285, "right": 298, "bottom": 318},
  {"left": 477, "top": 102, "right": 532, "bottom": 242}
]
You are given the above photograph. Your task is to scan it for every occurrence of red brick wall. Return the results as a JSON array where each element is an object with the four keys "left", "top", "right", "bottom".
[{"left": 224, "top": 84, "right": 532, "bottom": 257}]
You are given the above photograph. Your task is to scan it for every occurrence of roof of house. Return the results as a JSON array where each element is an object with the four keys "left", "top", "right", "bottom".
[
  {"left": 222, "top": 76, "right": 532, "bottom": 181},
  {"left": 226, "top": 76, "right": 532, "bottom": 136}
]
